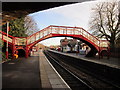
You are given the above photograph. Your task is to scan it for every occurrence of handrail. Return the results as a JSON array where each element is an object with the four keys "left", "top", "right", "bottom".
[
  {"left": 0, "top": 31, "right": 14, "bottom": 38},
  {"left": 26, "top": 25, "right": 109, "bottom": 48},
  {"left": 0, "top": 25, "right": 109, "bottom": 48}
]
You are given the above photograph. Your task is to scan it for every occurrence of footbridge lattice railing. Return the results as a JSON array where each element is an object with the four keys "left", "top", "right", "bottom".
[
  {"left": 26, "top": 25, "right": 109, "bottom": 48},
  {"left": 0, "top": 25, "right": 109, "bottom": 48}
]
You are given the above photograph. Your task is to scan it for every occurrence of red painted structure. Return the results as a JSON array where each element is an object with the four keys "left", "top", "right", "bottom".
[{"left": 0, "top": 25, "right": 110, "bottom": 58}]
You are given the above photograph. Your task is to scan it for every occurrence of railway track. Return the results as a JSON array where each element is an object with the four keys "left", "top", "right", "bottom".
[
  {"left": 44, "top": 50, "right": 120, "bottom": 89},
  {"left": 44, "top": 50, "right": 94, "bottom": 90}
]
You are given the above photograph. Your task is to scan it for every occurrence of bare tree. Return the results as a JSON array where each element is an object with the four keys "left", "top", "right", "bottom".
[
  {"left": 89, "top": 1, "right": 120, "bottom": 49},
  {"left": 24, "top": 15, "right": 39, "bottom": 36}
]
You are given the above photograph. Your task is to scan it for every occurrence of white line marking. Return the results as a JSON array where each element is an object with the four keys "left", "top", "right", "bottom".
[{"left": 44, "top": 53, "right": 71, "bottom": 90}]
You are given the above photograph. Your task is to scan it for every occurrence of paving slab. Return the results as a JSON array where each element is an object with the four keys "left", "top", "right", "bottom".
[
  {"left": 39, "top": 51, "right": 70, "bottom": 90},
  {"left": 2, "top": 56, "right": 41, "bottom": 89}
]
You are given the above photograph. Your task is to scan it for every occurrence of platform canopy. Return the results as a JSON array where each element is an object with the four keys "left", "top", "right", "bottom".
[{"left": 2, "top": 2, "right": 76, "bottom": 25}]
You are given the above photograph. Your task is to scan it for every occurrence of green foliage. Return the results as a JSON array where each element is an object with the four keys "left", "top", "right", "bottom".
[
  {"left": 2, "top": 52, "right": 6, "bottom": 59},
  {"left": 2, "top": 52, "right": 6, "bottom": 61},
  {"left": 8, "top": 17, "right": 28, "bottom": 37},
  {"left": 2, "top": 24, "right": 7, "bottom": 32},
  {"left": 0, "top": 40, "right": 4, "bottom": 48}
]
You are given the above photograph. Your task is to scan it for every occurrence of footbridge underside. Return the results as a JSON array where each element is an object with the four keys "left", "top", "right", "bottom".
[{"left": 0, "top": 25, "right": 109, "bottom": 58}]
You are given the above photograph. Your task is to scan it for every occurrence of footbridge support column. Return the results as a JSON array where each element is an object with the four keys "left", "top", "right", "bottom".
[
  {"left": 85, "top": 48, "right": 98, "bottom": 57},
  {"left": 25, "top": 46, "right": 29, "bottom": 58},
  {"left": 12, "top": 45, "right": 15, "bottom": 59}
]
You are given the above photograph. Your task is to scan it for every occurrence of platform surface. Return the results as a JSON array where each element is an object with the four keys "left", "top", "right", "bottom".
[
  {"left": 2, "top": 50, "right": 70, "bottom": 89},
  {"left": 49, "top": 50, "right": 120, "bottom": 69},
  {"left": 39, "top": 50, "right": 70, "bottom": 89},
  {"left": 2, "top": 56, "right": 41, "bottom": 89}
]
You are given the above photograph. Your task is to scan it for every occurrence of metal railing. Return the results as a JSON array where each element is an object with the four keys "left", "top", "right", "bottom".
[
  {"left": 0, "top": 32, "right": 13, "bottom": 43},
  {"left": 26, "top": 25, "right": 109, "bottom": 48},
  {"left": 0, "top": 25, "right": 109, "bottom": 48},
  {"left": 14, "top": 37, "right": 26, "bottom": 45}
]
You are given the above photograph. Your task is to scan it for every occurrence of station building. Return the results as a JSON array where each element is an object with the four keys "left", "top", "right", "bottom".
[
  {"left": 60, "top": 37, "right": 90, "bottom": 54},
  {"left": 60, "top": 37, "right": 78, "bottom": 52}
]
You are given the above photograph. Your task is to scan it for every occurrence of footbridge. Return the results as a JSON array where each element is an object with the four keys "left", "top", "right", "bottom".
[{"left": 0, "top": 25, "right": 110, "bottom": 58}]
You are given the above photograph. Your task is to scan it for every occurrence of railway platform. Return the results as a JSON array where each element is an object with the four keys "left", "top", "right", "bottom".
[
  {"left": 2, "top": 50, "right": 70, "bottom": 89},
  {"left": 68, "top": 53, "right": 120, "bottom": 69},
  {"left": 39, "top": 50, "right": 70, "bottom": 89},
  {"left": 50, "top": 50, "right": 120, "bottom": 69},
  {"left": 2, "top": 56, "right": 41, "bottom": 89}
]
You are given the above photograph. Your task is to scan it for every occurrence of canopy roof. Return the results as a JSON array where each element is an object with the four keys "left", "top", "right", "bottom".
[{"left": 2, "top": 2, "right": 76, "bottom": 25}]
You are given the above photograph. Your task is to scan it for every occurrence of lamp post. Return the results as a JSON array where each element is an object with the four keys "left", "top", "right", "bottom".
[{"left": 6, "top": 21, "right": 9, "bottom": 59}]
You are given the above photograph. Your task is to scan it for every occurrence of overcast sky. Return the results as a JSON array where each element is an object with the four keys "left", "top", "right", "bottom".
[{"left": 29, "top": 0, "right": 120, "bottom": 46}]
